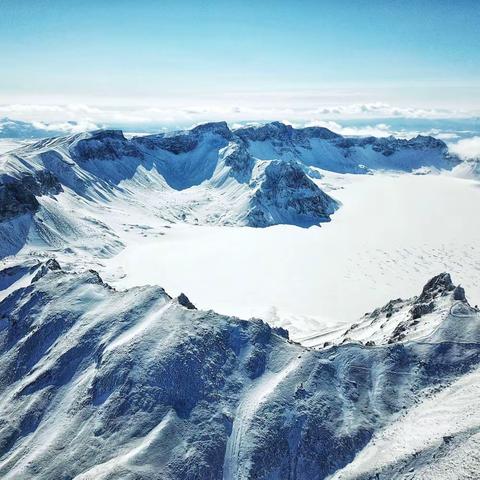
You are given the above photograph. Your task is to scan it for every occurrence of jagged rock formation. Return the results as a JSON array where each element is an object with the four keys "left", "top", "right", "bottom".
[
  {"left": 0, "top": 264, "right": 478, "bottom": 479},
  {"left": 247, "top": 161, "right": 339, "bottom": 227},
  {"left": 328, "top": 272, "right": 476, "bottom": 346},
  {"left": 0, "top": 171, "right": 62, "bottom": 221}
]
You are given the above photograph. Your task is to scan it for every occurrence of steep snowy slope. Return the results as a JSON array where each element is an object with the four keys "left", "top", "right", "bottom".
[
  {"left": 451, "top": 159, "right": 480, "bottom": 180},
  {"left": 0, "top": 263, "right": 478, "bottom": 479}
]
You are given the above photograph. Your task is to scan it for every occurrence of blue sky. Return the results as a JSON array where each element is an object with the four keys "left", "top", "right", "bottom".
[{"left": 1, "top": 0, "right": 479, "bottom": 124}]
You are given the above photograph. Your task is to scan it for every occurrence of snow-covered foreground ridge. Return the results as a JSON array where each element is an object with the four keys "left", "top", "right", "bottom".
[
  {"left": 0, "top": 260, "right": 479, "bottom": 479},
  {"left": 0, "top": 121, "right": 461, "bottom": 257}
]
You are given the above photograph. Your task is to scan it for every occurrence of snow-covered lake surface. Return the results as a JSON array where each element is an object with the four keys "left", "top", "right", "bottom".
[{"left": 107, "top": 172, "right": 480, "bottom": 339}]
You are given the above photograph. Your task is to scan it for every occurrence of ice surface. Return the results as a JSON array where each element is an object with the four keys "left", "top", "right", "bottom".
[{"left": 107, "top": 172, "right": 480, "bottom": 339}]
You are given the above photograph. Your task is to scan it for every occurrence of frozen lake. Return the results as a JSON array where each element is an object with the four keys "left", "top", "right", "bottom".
[{"left": 107, "top": 172, "right": 480, "bottom": 339}]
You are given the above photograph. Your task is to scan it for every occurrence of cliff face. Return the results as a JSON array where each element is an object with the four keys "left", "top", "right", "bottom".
[
  {"left": 0, "top": 171, "right": 62, "bottom": 221},
  {"left": 246, "top": 160, "right": 339, "bottom": 227}
]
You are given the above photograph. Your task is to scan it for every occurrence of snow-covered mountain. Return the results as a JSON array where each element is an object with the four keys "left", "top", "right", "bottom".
[
  {"left": 0, "top": 122, "right": 461, "bottom": 258},
  {"left": 0, "top": 261, "right": 478, "bottom": 479},
  {"left": 0, "top": 122, "right": 478, "bottom": 479},
  {"left": 451, "top": 158, "right": 480, "bottom": 180},
  {"left": 302, "top": 272, "right": 474, "bottom": 348}
]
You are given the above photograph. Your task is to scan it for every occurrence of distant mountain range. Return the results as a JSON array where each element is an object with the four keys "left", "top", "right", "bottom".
[
  {"left": 0, "top": 117, "right": 91, "bottom": 139},
  {"left": 0, "top": 121, "right": 461, "bottom": 258}
]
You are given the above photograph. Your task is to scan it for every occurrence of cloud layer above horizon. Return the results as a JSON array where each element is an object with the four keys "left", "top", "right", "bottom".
[
  {"left": 1, "top": 102, "right": 480, "bottom": 161},
  {"left": 1, "top": 101, "right": 479, "bottom": 130}
]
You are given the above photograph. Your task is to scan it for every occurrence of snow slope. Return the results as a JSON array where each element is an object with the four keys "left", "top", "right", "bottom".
[
  {"left": 330, "top": 367, "right": 480, "bottom": 480},
  {"left": 0, "top": 262, "right": 478, "bottom": 479},
  {"left": 0, "top": 139, "right": 31, "bottom": 155}
]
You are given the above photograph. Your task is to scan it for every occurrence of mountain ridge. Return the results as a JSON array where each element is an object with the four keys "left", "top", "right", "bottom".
[
  {"left": 0, "top": 121, "right": 461, "bottom": 258},
  {"left": 0, "top": 260, "right": 478, "bottom": 479}
]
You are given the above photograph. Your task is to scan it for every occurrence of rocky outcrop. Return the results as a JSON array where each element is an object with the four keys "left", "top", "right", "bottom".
[
  {"left": 0, "top": 171, "right": 63, "bottom": 221},
  {"left": 335, "top": 273, "right": 473, "bottom": 346},
  {"left": 70, "top": 129, "right": 141, "bottom": 162},
  {"left": 31, "top": 258, "right": 62, "bottom": 282},
  {"left": 217, "top": 142, "right": 255, "bottom": 183},
  {"left": 235, "top": 121, "right": 340, "bottom": 144},
  {"left": 247, "top": 161, "right": 339, "bottom": 227},
  {"left": 177, "top": 292, "right": 196, "bottom": 310},
  {"left": 133, "top": 122, "right": 233, "bottom": 155}
]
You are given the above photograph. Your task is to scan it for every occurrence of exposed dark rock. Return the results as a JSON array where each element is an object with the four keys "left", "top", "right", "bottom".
[
  {"left": 418, "top": 272, "right": 455, "bottom": 304},
  {"left": 31, "top": 259, "right": 61, "bottom": 282},
  {"left": 247, "top": 161, "right": 339, "bottom": 227},
  {"left": 235, "top": 121, "right": 340, "bottom": 144},
  {"left": 135, "top": 133, "right": 199, "bottom": 154},
  {"left": 221, "top": 143, "right": 254, "bottom": 182},
  {"left": 0, "top": 171, "right": 63, "bottom": 221},
  {"left": 453, "top": 285, "right": 466, "bottom": 302},
  {"left": 410, "top": 301, "right": 435, "bottom": 320},
  {"left": 71, "top": 130, "right": 141, "bottom": 162},
  {"left": 273, "top": 326, "right": 289, "bottom": 339},
  {"left": 190, "top": 122, "right": 232, "bottom": 139},
  {"left": 134, "top": 122, "right": 232, "bottom": 156},
  {"left": 177, "top": 293, "right": 196, "bottom": 310}
]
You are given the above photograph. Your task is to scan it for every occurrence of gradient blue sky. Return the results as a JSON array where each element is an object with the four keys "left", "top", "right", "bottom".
[{"left": 1, "top": 0, "right": 479, "bottom": 123}]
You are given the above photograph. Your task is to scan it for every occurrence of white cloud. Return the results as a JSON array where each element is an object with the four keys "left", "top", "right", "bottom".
[
  {"left": 0, "top": 102, "right": 478, "bottom": 146},
  {"left": 308, "top": 103, "right": 470, "bottom": 120},
  {"left": 304, "top": 120, "right": 396, "bottom": 137},
  {"left": 0, "top": 101, "right": 477, "bottom": 129},
  {"left": 449, "top": 136, "right": 480, "bottom": 160},
  {"left": 31, "top": 120, "right": 99, "bottom": 134}
]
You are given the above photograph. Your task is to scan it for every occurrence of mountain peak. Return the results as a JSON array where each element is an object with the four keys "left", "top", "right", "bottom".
[
  {"left": 334, "top": 272, "right": 473, "bottom": 347},
  {"left": 419, "top": 272, "right": 455, "bottom": 300},
  {"left": 190, "top": 121, "right": 232, "bottom": 138},
  {"left": 87, "top": 129, "right": 126, "bottom": 141}
]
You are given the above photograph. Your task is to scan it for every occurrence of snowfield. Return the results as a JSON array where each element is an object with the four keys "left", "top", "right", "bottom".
[{"left": 106, "top": 171, "right": 480, "bottom": 339}]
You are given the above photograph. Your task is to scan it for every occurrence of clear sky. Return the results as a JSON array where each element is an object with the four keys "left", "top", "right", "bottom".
[{"left": 1, "top": 0, "right": 479, "bottom": 124}]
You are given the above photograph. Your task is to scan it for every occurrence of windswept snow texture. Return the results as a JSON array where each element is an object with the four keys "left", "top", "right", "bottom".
[
  {"left": 0, "top": 264, "right": 479, "bottom": 479},
  {"left": 0, "top": 121, "right": 462, "bottom": 257}
]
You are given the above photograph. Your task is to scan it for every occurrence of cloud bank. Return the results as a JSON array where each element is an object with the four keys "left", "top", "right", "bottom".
[
  {"left": 449, "top": 136, "right": 480, "bottom": 160},
  {"left": 0, "top": 103, "right": 478, "bottom": 147},
  {"left": 0, "top": 101, "right": 478, "bottom": 129}
]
